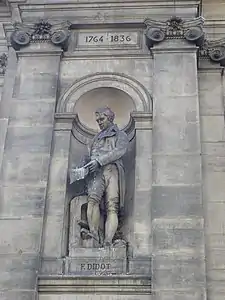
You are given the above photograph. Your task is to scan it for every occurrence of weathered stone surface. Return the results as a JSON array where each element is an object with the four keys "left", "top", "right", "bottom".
[
  {"left": 153, "top": 120, "right": 199, "bottom": 154},
  {"left": 199, "top": 72, "right": 223, "bottom": 116},
  {"left": 42, "top": 215, "right": 64, "bottom": 257},
  {"left": 153, "top": 289, "right": 204, "bottom": 300},
  {"left": 201, "top": 116, "right": 225, "bottom": 142},
  {"left": 0, "top": 118, "right": 7, "bottom": 171},
  {"left": 9, "top": 100, "right": 55, "bottom": 126},
  {"left": 203, "top": 171, "right": 225, "bottom": 202},
  {"left": 47, "top": 156, "right": 69, "bottom": 188},
  {"left": 128, "top": 257, "right": 151, "bottom": 275},
  {"left": 0, "top": 152, "right": 50, "bottom": 185},
  {"left": 206, "top": 202, "right": 225, "bottom": 234},
  {"left": 0, "top": 291, "right": 36, "bottom": 300},
  {"left": 153, "top": 226, "right": 204, "bottom": 251},
  {"left": 13, "top": 56, "right": 60, "bottom": 100},
  {"left": 0, "top": 254, "right": 39, "bottom": 290},
  {"left": 152, "top": 186, "right": 202, "bottom": 217},
  {"left": 0, "top": 218, "right": 42, "bottom": 253},
  {"left": 153, "top": 155, "right": 201, "bottom": 185},
  {"left": 202, "top": 142, "right": 225, "bottom": 156},
  {"left": 153, "top": 255, "right": 205, "bottom": 288},
  {"left": 153, "top": 54, "right": 198, "bottom": 97},
  {"left": 52, "top": 131, "right": 71, "bottom": 158},
  {"left": 40, "top": 258, "right": 64, "bottom": 275},
  {"left": 203, "top": 155, "right": 225, "bottom": 172},
  {"left": 4, "top": 126, "right": 53, "bottom": 153},
  {"left": 0, "top": 185, "right": 46, "bottom": 217}
]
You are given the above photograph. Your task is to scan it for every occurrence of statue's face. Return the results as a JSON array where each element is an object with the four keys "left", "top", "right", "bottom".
[{"left": 95, "top": 112, "right": 111, "bottom": 130}]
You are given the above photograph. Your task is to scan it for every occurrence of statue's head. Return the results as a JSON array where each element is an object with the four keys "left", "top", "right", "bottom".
[{"left": 95, "top": 107, "right": 115, "bottom": 130}]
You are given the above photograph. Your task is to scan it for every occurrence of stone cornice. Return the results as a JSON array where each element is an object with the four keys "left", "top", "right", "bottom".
[
  {"left": 12, "top": 1, "right": 200, "bottom": 24},
  {"left": 38, "top": 275, "right": 151, "bottom": 294}
]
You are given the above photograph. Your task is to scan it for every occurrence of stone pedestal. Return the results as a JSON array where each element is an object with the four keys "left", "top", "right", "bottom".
[{"left": 67, "top": 246, "right": 127, "bottom": 275}]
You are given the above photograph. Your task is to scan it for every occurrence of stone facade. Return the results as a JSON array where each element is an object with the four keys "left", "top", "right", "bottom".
[{"left": 0, "top": 1, "right": 225, "bottom": 300}]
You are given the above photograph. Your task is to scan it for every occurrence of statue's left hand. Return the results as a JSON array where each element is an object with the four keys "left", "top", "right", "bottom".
[{"left": 85, "top": 160, "right": 100, "bottom": 173}]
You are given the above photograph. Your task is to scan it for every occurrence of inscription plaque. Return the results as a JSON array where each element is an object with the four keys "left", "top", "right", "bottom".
[
  {"left": 80, "top": 263, "right": 111, "bottom": 271},
  {"left": 77, "top": 31, "right": 140, "bottom": 49}
]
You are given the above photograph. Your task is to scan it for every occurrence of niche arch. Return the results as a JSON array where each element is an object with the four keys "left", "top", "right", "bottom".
[{"left": 57, "top": 72, "right": 152, "bottom": 116}]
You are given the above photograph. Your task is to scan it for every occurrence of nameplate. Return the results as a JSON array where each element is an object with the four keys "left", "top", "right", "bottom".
[
  {"left": 77, "top": 31, "right": 140, "bottom": 49},
  {"left": 80, "top": 263, "right": 111, "bottom": 271}
]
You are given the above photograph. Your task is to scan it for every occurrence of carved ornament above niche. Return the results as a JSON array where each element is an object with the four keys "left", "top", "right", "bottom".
[{"left": 10, "top": 19, "right": 71, "bottom": 51}]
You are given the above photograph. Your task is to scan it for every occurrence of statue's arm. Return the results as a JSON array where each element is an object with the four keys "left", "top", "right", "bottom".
[{"left": 96, "top": 131, "right": 129, "bottom": 166}]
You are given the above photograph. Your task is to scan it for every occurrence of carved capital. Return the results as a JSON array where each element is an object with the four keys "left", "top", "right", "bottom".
[
  {"left": 144, "top": 16, "right": 205, "bottom": 48},
  {"left": 0, "top": 53, "right": 7, "bottom": 75},
  {"left": 200, "top": 39, "right": 225, "bottom": 66},
  {"left": 131, "top": 112, "right": 153, "bottom": 130},
  {"left": 10, "top": 19, "right": 71, "bottom": 51}
]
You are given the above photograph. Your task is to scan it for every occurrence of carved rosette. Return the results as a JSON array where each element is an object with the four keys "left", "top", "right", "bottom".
[
  {"left": 10, "top": 19, "right": 71, "bottom": 51},
  {"left": 0, "top": 53, "right": 7, "bottom": 75},
  {"left": 144, "top": 16, "right": 205, "bottom": 49}
]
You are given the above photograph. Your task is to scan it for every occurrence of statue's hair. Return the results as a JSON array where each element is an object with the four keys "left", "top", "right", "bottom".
[{"left": 95, "top": 107, "right": 115, "bottom": 122}]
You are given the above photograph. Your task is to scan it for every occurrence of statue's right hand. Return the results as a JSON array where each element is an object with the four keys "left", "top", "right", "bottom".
[{"left": 85, "top": 160, "right": 99, "bottom": 173}]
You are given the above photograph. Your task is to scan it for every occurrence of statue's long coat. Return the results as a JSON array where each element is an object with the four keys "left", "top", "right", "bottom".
[{"left": 88, "top": 124, "right": 129, "bottom": 210}]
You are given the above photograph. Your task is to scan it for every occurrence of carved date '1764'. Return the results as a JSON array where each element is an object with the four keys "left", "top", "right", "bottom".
[{"left": 85, "top": 34, "right": 131, "bottom": 43}]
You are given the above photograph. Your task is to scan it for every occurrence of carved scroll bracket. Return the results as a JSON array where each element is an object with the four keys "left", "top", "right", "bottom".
[{"left": 10, "top": 19, "right": 71, "bottom": 51}]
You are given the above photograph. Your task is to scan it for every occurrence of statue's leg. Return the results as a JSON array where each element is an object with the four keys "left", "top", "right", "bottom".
[
  {"left": 87, "top": 198, "right": 100, "bottom": 241},
  {"left": 87, "top": 172, "right": 105, "bottom": 246},
  {"left": 104, "top": 165, "right": 119, "bottom": 246}
]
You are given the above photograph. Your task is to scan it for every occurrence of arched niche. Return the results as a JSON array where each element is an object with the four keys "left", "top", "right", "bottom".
[
  {"left": 74, "top": 87, "right": 135, "bottom": 131},
  {"left": 57, "top": 72, "right": 152, "bottom": 118},
  {"left": 54, "top": 73, "right": 153, "bottom": 256}
]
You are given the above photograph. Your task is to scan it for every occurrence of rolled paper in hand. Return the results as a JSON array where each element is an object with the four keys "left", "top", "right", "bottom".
[{"left": 70, "top": 166, "right": 89, "bottom": 183}]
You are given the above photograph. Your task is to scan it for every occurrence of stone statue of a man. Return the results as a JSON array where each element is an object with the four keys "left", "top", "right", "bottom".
[{"left": 71, "top": 107, "right": 129, "bottom": 247}]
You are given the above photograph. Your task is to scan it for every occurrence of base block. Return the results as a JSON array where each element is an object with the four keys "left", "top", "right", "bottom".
[{"left": 66, "top": 245, "right": 127, "bottom": 275}]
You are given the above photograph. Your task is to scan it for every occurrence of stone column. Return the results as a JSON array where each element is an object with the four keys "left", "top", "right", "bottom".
[
  {"left": 0, "top": 21, "right": 70, "bottom": 300},
  {"left": 129, "top": 112, "right": 153, "bottom": 274},
  {"left": 145, "top": 17, "right": 207, "bottom": 300}
]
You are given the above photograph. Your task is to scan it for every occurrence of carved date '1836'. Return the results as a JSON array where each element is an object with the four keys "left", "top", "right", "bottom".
[{"left": 85, "top": 35, "right": 131, "bottom": 43}]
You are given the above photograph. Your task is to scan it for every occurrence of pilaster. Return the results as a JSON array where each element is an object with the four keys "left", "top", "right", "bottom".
[
  {"left": 0, "top": 20, "right": 70, "bottom": 300},
  {"left": 129, "top": 112, "right": 153, "bottom": 274},
  {"left": 145, "top": 17, "right": 207, "bottom": 300}
]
